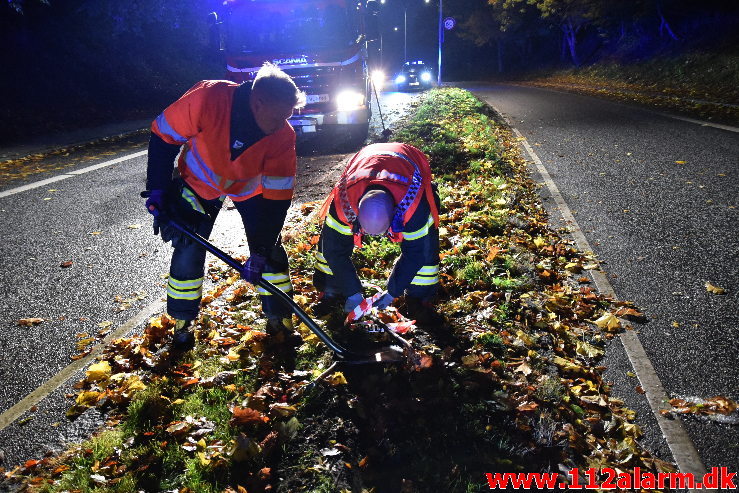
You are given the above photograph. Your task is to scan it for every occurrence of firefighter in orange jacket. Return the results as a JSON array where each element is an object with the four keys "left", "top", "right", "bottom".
[
  {"left": 312, "top": 142, "right": 444, "bottom": 326},
  {"left": 144, "top": 63, "right": 306, "bottom": 351}
]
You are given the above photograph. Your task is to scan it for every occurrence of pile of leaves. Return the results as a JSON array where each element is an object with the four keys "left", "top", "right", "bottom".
[{"left": 4, "top": 88, "right": 677, "bottom": 492}]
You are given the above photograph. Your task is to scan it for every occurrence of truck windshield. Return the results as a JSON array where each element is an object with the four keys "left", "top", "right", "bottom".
[{"left": 225, "top": 0, "right": 356, "bottom": 54}]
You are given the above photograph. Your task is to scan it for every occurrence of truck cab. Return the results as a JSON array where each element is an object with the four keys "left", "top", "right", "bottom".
[{"left": 216, "top": 0, "right": 378, "bottom": 143}]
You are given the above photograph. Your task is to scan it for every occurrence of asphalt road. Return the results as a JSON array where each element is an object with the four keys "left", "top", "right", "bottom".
[
  {"left": 0, "top": 89, "right": 420, "bottom": 471},
  {"left": 464, "top": 83, "right": 739, "bottom": 474}
]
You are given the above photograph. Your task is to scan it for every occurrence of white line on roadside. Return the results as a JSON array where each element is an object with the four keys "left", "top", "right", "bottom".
[
  {"left": 659, "top": 114, "right": 739, "bottom": 133},
  {"left": 0, "top": 299, "right": 165, "bottom": 432},
  {"left": 511, "top": 126, "right": 712, "bottom": 493},
  {"left": 0, "top": 150, "right": 147, "bottom": 199}
]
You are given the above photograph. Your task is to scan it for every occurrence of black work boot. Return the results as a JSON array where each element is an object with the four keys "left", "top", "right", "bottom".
[
  {"left": 172, "top": 319, "right": 195, "bottom": 352},
  {"left": 310, "top": 293, "right": 346, "bottom": 319},
  {"left": 402, "top": 297, "right": 446, "bottom": 328},
  {"left": 266, "top": 317, "right": 303, "bottom": 348}
]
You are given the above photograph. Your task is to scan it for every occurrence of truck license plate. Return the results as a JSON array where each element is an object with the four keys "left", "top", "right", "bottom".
[{"left": 305, "top": 94, "right": 330, "bottom": 104}]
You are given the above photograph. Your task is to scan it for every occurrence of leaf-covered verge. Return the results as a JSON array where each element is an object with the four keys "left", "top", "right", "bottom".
[
  {"left": 523, "top": 50, "right": 739, "bottom": 126},
  {"left": 4, "top": 88, "right": 681, "bottom": 493}
]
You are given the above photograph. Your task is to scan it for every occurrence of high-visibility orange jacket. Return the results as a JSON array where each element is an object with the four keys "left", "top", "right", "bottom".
[
  {"left": 315, "top": 143, "right": 441, "bottom": 298},
  {"left": 151, "top": 80, "right": 296, "bottom": 201},
  {"left": 318, "top": 142, "right": 439, "bottom": 239}
]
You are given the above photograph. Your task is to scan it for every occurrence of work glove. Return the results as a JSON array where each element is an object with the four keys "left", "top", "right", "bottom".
[
  {"left": 344, "top": 292, "right": 364, "bottom": 313},
  {"left": 142, "top": 189, "right": 171, "bottom": 237},
  {"left": 144, "top": 189, "right": 166, "bottom": 217},
  {"left": 240, "top": 253, "right": 267, "bottom": 284},
  {"left": 375, "top": 291, "right": 395, "bottom": 310}
]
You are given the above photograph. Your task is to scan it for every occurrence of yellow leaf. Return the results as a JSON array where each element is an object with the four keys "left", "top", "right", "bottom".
[
  {"left": 576, "top": 340, "right": 603, "bottom": 358},
  {"left": 293, "top": 294, "right": 309, "bottom": 306},
  {"left": 675, "top": 160, "right": 686, "bottom": 164},
  {"left": 705, "top": 282, "right": 726, "bottom": 295},
  {"left": 593, "top": 312, "right": 621, "bottom": 331},
  {"left": 552, "top": 356, "right": 582, "bottom": 372},
  {"left": 127, "top": 224, "right": 141, "bottom": 229},
  {"left": 76, "top": 391, "right": 102, "bottom": 406},
  {"left": 86, "top": 361, "right": 112, "bottom": 382},
  {"left": 270, "top": 403, "right": 298, "bottom": 417},
  {"left": 533, "top": 237, "right": 546, "bottom": 248},
  {"left": 327, "top": 372, "right": 348, "bottom": 386},
  {"left": 197, "top": 451, "right": 211, "bottom": 466}
]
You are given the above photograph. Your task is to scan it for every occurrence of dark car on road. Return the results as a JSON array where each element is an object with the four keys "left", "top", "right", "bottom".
[{"left": 393, "top": 60, "right": 434, "bottom": 91}]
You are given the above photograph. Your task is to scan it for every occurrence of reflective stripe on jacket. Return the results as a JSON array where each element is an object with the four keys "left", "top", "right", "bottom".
[{"left": 151, "top": 80, "right": 297, "bottom": 202}]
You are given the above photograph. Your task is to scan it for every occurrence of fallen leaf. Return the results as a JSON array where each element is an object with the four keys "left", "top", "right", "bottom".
[
  {"left": 76, "top": 391, "right": 103, "bottom": 407},
  {"left": 517, "top": 401, "right": 539, "bottom": 412},
  {"left": 514, "top": 361, "right": 532, "bottom": 375},
  {"left": 705, "top": 282, "right": 726, "bottom": 295},
  {"left": 327, "top": 372, "right": 348, "bottom": 386},
  {"left": 86, "top": 361, "right": 111, "bottom": 382},
  {"left": 231, "top": 407, "right": 268, "bottom": 427},
  {"left": 18, "top": 318, "right": 44, "bottom": 326},
  {"left": 593, "top": 312, "right": 621, "bottom": 331},
  {"left": 60, "top": 261, "right": 73, "bottom": 268}
]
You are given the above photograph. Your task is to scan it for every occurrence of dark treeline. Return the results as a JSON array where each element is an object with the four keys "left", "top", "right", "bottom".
[
  {"left": 1, "top": 0, "right": 738, "bottom": 145},
  {"left": 447, "top": 0, "right": 739, "bottom": 76},
  {"left": 1, "top": 0, "right": 221, "bottom": 144}
]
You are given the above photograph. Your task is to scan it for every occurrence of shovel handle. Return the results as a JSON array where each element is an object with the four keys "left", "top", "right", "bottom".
[{"left": 147, "top": 208, "right": 360, "bottom": 360}]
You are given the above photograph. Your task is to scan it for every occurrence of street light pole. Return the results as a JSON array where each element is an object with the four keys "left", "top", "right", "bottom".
[
  {"left": 404, "top": 7, "right": 407, "bottom": 63},
  {"left": 437, "top": 0, "right": 442, "bottom": 86}
]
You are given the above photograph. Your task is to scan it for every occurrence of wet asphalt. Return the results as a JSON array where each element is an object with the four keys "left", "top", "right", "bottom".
[
  {"left": 0, "top": 89, "right": 421, "bottom": 472},
  {"left": 465, "top": 82, "right": 739, "bottom": 474}
]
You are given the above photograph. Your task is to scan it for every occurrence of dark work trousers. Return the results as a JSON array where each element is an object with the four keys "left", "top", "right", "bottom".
[{"left": 165, "top": 193, "right": 293, "bottom": 322}]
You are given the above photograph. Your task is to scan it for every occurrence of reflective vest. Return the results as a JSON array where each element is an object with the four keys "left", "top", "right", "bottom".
[
  {"left": 319, "top": 143, "right": 439, "bottom": 243},
  {"left": 151, "top": 80, "right": 296, "bottom": 202}
]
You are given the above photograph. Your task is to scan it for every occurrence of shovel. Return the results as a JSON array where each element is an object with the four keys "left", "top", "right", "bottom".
[{"left": 141, "top": 197, "right": 405, "bottom": 365}]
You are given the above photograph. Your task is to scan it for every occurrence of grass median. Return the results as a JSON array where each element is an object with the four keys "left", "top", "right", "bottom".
[{"left": 5, "top": 88, "right": 675, "bottom": 493}]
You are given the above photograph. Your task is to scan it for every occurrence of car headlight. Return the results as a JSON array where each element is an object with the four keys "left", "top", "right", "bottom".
[
  {"left": 420, "top": 72, "right": 432, "bottom": 82},
  {"left": 395, "top": 75, "right": 406, "bottom": 84},
  {"left": 336, "top": 90, "right": 365, "bottom": 111}
]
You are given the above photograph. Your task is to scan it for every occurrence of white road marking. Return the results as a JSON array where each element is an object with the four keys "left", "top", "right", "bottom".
[
  {"left": 0, "top": 150, "right": 147, "bottom": 199},
  {"left": 0, "top": 148, "right": 156, "bottom": 432},
  {"left": 0, "top": 299, "right": 164, "bottom": 432},
  {"left": 659, "top": 113, "right": 739, "bottom": 133},
  {"left": 512, "top": 125, "right": 711, "bottom": 492}
]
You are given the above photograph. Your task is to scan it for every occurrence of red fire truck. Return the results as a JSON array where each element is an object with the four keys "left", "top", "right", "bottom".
[{"left": 214, "top": 0, "right": 378, "bottom": 143}]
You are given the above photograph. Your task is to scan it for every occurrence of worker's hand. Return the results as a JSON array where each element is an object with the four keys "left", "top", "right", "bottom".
[
  {"left": 344, "top": 292, "right": 364, "bottom": 313},
  {"left": 375, "top": 291, "right": 395, "bottom": 310},
  {"left": 240, "top": 254, "right": 267, "bottom": 284},
  {"left": 144, "top": 189, "right": 165, "bottom": 216}
]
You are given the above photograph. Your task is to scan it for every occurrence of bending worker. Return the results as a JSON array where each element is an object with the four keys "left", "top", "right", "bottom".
[
  {"left": 312, "top": 142, "right": 444, "bottom": 326},
  {"left": 143, "top": 63, "right": 306, "bottom": 351}
]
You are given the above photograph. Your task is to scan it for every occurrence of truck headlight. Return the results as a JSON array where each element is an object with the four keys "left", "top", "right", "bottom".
[
  {"left": 336, "top": 90, "right": 365, "bottom": 111},
  {"left": 420, "top": 72, "right": 432, "bottom": 82},
  {"left": 395, "top": 75, "right": 406, "bottom": 84},
  {"left": 371, "top": 70, "right": 385, "bottom": 90}
]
